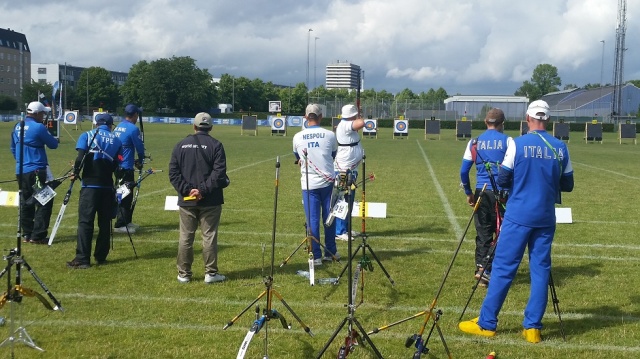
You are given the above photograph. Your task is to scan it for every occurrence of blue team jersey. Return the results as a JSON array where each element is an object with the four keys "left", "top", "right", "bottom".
[
  {"left": 113, "top": 120, "right": 144, "bottom": 169},
  {"left": 460, "top": 129, "right": 509, "bottom": 194},
  {"left": 10, "top": 116, "right": 59, "bottom": 173},
  {"left": 498, "top": 130, "right": 573, "bottom": 227}
]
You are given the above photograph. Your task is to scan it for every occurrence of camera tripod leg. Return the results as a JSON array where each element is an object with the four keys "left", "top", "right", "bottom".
[
  {"left": 335, "top": 244, "right": 363, "bottom": 283},
  {"left": 352, "top": 317, "right": 383, "bottom": 358},
  {"left": 316, "top": 317, "right": 348, "bottom": 358},
  {"left": 549, "top": 273, "right": 566, "bottom": 341},
  {"left": 224, "top": 290, "right": 267, "bottom": 330},
  {"left": 20, "top": 259, "right": 63, "bottom": 311},
  {"left": 271, "top": 289, "right": 313, "bottom": 336},
  {"left": 363, "top": 244, "right": 395, "bottom": 286}
]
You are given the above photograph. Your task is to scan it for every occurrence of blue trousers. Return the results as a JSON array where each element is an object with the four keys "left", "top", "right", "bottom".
[
  {"left": 478, "top": 218, "right": 555, "bottom": 331},
  {"left": 302, "top": 185, "right": 336, "bottom": 259}
]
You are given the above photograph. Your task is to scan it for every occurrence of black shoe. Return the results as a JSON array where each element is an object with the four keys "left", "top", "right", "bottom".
[
  {"left": 22, "top": 236, "right": 31, "bottom": 243},
  {"left": 30, "top": 238, "right": 48, "bottom": 245},
  {"left": 66, "top": 259, "right": 90, "bottom": 269},
  {"left": 96, "top": 259, "right": 108, "bottom": 265}
]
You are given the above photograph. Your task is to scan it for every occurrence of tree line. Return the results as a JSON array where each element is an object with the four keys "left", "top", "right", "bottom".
[{"left": 3, "top": 58, "right": 636, "bottom": 115}]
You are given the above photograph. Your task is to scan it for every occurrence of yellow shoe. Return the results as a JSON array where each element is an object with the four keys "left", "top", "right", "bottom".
[
  {"left": 458, "top": 317, "right": 496, "bottom": 338},
  {"left": 522, "top": 328, "right": 542, "bottom": 343}
]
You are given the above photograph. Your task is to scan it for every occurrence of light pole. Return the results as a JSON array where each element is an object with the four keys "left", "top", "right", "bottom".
[
  {"left": 306, "top": 28, "right": 313, "bottom": 103},
  {"left": 600, "top": 40, "right": 605, "bottom": 121},
  {"left": 232, "top": 77, "right": 235, "bottom": 113},
  {"left": 314, "top": 36, "right": 319, "bottom": 97}
]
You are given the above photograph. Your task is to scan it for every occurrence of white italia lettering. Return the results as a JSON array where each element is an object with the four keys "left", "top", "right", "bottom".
[
  {"left": 523, "top": 146, "right": 559, "bottom": 159},
  {"left": 477, "top": 139, "right": 503, "bottom": 150}
]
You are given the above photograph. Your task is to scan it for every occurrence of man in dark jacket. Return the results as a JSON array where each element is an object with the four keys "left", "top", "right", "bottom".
[
  {"left": 169, "top": 112, "right": 229, "bottom": 284},
  {"left": 67, "top": 114, "right": 122, "bottom": 269},
  {"left": 11, "top": 101, "right": 59, "bottom": 244}
]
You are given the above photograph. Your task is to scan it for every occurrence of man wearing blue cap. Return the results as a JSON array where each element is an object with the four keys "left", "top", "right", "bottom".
[
  {"left": 10, "top": 101, "right": 59, "bottom": 244},
  {"left": 67, "top": 114, "right": 122, "bottom": 269},
  {"left": 113, "top": 104, "right": 145, "bottom": 233}
]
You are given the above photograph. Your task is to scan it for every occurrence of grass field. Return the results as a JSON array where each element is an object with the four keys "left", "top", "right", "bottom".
[{"left": 0, "top": 121, "right": 639, "bottom": 358}]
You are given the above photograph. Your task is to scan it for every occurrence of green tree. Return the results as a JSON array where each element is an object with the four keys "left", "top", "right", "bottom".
[
  {"left": 75, "top": 67, "right": 120, "bottom": 114},
  {"left": 628, "top": 80, "right": 640, "bottom": 88},
  {"left": 122, "top": 56, "right": 215, "bottom": 115},
  {"left": 514, "top": 64, "right": 561, "bottom": 100},
  {"left": 21, "top": 82, "right": 53, "bottom": 110},
  {"left": 279, "top": 83, "right": 308, "bottom": 114},
  {"left": 0, "top": 95, "right": 18, "bottom": 111}
]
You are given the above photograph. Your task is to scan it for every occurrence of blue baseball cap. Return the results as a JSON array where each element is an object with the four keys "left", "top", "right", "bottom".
[
  {"left": 95, "top": 113, "right": 114, "bottom": 126},
  {"left": 124, "top": 104, "right": 141, "bottom": 116}
]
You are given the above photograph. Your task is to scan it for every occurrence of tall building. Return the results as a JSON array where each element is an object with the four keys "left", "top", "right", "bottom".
[
  {"left": 0, "top": 28, "right": 30, "bottom": 105},
  {"left": 325, "top": 61, "right": 361, "bottom": 90}
]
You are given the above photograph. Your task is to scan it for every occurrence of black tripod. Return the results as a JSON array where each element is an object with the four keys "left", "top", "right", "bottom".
[
  {"left": 368, "top": 185, "right": 489, "bottom": 358},
  {"left": 316, "top": 173, "right": 383, "bottom": 359},
  {"left": 1, "top": 119, "right": 64, "bottom": 356},
  {"left": 335, "top": 154, "right": 393, "bottom": 307},
  {"left": 223, "top": 157, "right": 313, "bottom": 358}
]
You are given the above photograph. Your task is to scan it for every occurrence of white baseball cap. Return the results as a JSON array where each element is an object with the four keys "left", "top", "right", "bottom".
[
  {"left": 26, "top": 101, "right": 51, "bottom": 114},
  {"left": 526, "top": 100, "right": 550, "bottom": 121}
]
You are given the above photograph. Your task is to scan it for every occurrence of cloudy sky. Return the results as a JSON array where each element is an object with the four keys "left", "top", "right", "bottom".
[{"left": 4, "top": 0, "right": 639, "bottom": 96}]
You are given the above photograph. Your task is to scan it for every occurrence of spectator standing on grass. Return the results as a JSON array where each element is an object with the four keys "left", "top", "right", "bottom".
[
  {"left": 67, "top": 114, "right": 122, "bottom": 269},
  {"left": 334, "top": 104, "right": 364, "bottom": 241},
  {"left": 292, "top": 104, "right": 338, "bottom": 266},
  {"left": 459, "top": 100, "right": 574, "bottom": 343},
  {"left": 169, "top": 112, "right": 229, "bottom": 284},
  {"left": 10, "top": 101, "right": 59, "bottom": 244},
  {"left": 459, "top": 108, "right": 510, "bottom": 286},
  {"left": 113, "top": 104, "right": 145, "bottom": 234}
]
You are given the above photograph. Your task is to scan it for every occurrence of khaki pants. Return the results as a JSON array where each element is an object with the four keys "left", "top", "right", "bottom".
[{"left": 176, "top": 205, "right": 222, "bottom": 278}]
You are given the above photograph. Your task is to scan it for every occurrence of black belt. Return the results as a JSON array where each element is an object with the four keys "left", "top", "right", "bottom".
[{"left": 338, "top": 141, "right": 360, "bottom": 147}]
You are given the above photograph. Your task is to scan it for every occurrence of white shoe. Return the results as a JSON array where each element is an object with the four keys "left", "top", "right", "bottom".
[
  {"left": 313, "top": 258, "right": 323, "bottom": 266},
  {"left": 349, "top": 230, "right": 360, "bottom": 237},
  {"left": 204, "top": 273, "right": 227, "bottom": 284},
  {"left": 336, "top": 233, "right": 352, "bottom": 241},
  {"left": 177, "top": 275, "right": 191, "bottom": 283},
  {"left": 128, "top": 223, "right": 140, "bottom": 230},
  {"left": 114, "top": 226, "right": 135, "bottom": 234}
]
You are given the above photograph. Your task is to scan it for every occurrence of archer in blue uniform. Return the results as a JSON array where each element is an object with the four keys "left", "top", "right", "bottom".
[
  {"left": 113, "top": 104, "right": 145, "bottom": 233},
  {"left": 10, "top": 101, "right": 59, "bottom": 243},
  {"left": 460, "top": 108, "right": 510, "bottom": 285}
]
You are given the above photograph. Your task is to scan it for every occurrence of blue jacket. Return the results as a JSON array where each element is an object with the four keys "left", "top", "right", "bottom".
[
  {"left": 497, "top": 130, "right": 574, "bottom": 227},
  {"left": 113, "top": 119, "right": 145, "bottom": 170},
  {"left": 10, "top": 116, "right": 59, "bottom": 174},
  {"left": 460, "top": 129, "right": 509, "bottom": 195}
]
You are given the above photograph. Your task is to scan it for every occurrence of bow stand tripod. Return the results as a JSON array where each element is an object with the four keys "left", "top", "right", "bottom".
[
  {"left": 1, "top": 119, "right": 64, "bottom": 355},
  {"left": 223, "top": 157, "right": 313, "bottom": 359},
  {"left": 368, "top": 184, "right": 490, "bottom": 358},
  {"left": 334, "top": 152, "right": 394, "bottom": 307},
  {"left": 316, "top": 172, "right": 383, "bottom": 359}
]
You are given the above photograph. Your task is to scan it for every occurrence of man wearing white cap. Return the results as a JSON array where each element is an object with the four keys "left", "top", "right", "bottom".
[
  {"left": 293, "top": 104, "right": 338, "bottom": 265},
  {"left": 459, "top": 100, "right": 574, "bottom": 343},
  {"left": 10, "top": 101, "right": 58, "bottom": 244},
  {"left": 334, "top": 104, "right": 364, "bottom": 241}
]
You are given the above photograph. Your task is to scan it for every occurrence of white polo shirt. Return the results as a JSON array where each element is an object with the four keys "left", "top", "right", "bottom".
[
  {"left": 334, "top": 120, "right": 363, "bottom": 171},
  {"left": 293, "top": 125, "right": 337, "bottom": 189}
]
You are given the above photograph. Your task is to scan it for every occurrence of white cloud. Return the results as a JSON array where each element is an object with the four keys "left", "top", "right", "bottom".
[{"left": 2, "top": 0, "right": 637, "bottom": 95}]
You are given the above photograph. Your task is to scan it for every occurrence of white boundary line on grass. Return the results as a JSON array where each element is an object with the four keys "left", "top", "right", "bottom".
[
  {"left": 572, "top": 161, "right": 640, "bottom": 181},
  {"left": 416, "top": 140, "right": 462, "bottom": 237}
]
